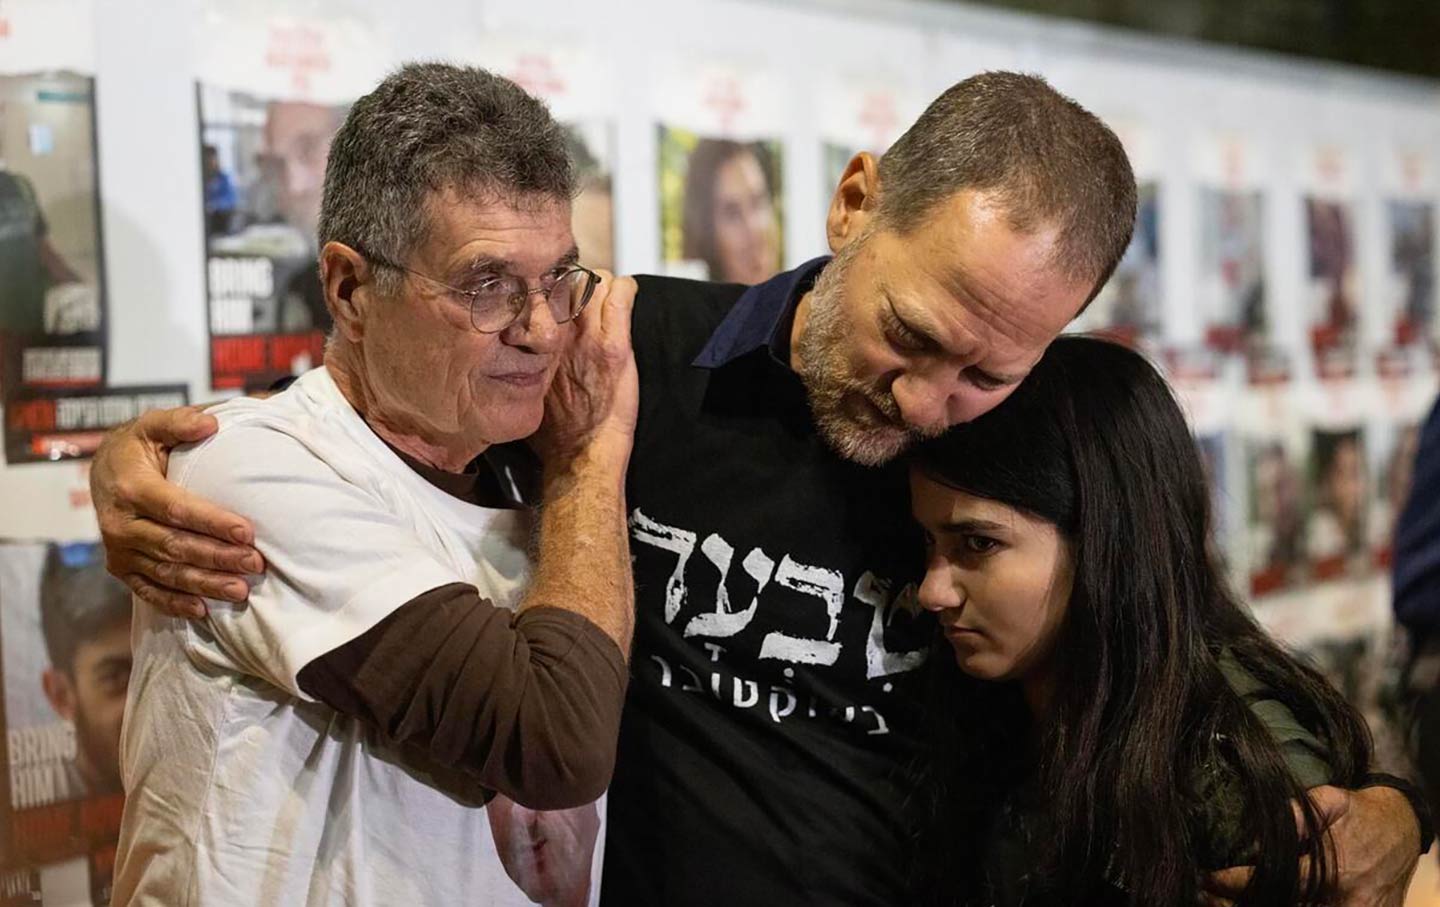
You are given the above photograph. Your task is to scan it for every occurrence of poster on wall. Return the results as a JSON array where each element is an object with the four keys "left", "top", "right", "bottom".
[
  {"left": 1240, "top": 365, "right": 1307, "bottom": 597},
  {"left": 1168, "top": 348, "right": 1237, "bottom": 560},
  {"left": 194, "top": 4, "right": 388, "bottom": 392},
  {"left": 817, "top": 76, "right": 920, "bottom": 214},
  {"left": 1370, "top": 353, "right": 1434, "bottom": 565},
  {"left": 1303, "top": 145, "right": 1360, "bottom": 373},
  {"left": 1301, "top": 377, "right": 1370, "bottom": 581},
  {"left": 4, "top": 384, "right": 187, "bottom": 464},
  {"left": 1, "top": 541, "right": 129, "bottom": 904},
  {"left": 1196, "top": 134, "right": 1267, "bottom": 355},
  {"left": 1078, "top": 121, "right": 1161, "bottom": 343},
  {"left": 1382, "top": 148, "right": 1436, "bottom": 350},
  {"left": 0, "top": 0, "right": 106, "bottom": 421},
  {"left": 461, "top": 32, "right": 617, "bottom": 272},
  {"left": 655, "top": 58, "right": 785, "bottom": 286}
]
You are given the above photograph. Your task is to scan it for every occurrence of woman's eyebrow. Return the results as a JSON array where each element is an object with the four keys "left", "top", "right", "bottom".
[{"left": 938, "top": 518, "right": 1007, "bottom": 534}]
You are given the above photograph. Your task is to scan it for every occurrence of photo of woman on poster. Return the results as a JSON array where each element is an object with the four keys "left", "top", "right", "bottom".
[
  {"left": 660, "top": 128, "right": 782, "bottom": 285},
  {"left": 1247, "top": 438, "right": 1305, "bottom": 594},
  {"left": 1307, "top": 427, "right": 1368, "bottom": 575}
]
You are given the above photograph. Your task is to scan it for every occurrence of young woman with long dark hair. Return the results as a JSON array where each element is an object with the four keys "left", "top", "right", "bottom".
[{"left": 908, "top": 335, "right": 1372, "bottom": 906}]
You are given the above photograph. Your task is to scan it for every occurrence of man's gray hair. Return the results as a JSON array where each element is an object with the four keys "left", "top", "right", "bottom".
[
  {"left": 877, "top": 71, "right": 1136, "bottom": 302},
  {"left": 318, "top": 62, "right": 576, "bottom": 289}
]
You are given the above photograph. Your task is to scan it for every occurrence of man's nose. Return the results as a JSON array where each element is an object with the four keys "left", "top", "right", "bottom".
[
  {"left": 892, "top": 373, "right": 954, "bottom": 434},
  {"left": 503, "top": 291, "right": 563, "bottom": 353}
]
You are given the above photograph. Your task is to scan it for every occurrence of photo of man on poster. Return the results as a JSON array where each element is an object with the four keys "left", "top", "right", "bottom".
[{"left": 37, "top": 542, "right": 132, "bottom": 801}]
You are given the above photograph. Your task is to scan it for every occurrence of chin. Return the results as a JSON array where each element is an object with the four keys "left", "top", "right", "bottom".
[
  {"left": 952, "top": 648, "right": 1011, "bottom": 682},
  {"left": 485, "top": 406, "right": 546, "bottom": 444}
]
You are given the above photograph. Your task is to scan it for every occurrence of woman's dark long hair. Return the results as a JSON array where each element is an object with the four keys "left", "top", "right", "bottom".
[{"left": 910, "top": 335, "right": 1372, "bottom": 906}]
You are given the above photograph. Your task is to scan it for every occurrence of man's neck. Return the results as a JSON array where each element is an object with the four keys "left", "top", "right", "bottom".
[{"left": 325, "top": 347, "right": 488, "bottom": 473}]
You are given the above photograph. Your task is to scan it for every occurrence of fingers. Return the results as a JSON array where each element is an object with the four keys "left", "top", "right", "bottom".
[
  {"left": 121, "top": 573, "right": 208, "bottom": 620},
  {"left": 601, "top": 276, "right": 638, "bottom": 347},
  {"left": 1202, "top": 865, "right": 1251, "bottom": 901},
  {"left": 1297, "top": 785, "right": 1351, "bottom": 838},
  {"left": 126, "top": 470, "right": 256, "bottom": 545},
  {"left": 124, "top": 517, "right": 263, "bottom": 576},
  {"left": 134, "top": 405, "right": 220, "bottom": 448},
  {"left": 125, "top": 551, "right": 251, "bottom": 603}
]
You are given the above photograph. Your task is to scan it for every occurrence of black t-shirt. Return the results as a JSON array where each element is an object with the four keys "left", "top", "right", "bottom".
[{"left": 602, "top": 261, "right": 935, "bottom": 906}]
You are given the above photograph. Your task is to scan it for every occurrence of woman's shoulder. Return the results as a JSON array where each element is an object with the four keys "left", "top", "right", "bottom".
[{"left": 1188, "top": 649, "right": 1335, "bottom": 869}]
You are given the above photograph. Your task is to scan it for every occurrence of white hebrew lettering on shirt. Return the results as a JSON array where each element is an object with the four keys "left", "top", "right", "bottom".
[
  {"left": 683, "top": 535, "right": 776, "bottom": 639},
  {"left": 854, "top": 571, "right": 930, "bottom": 679},
  {"left": 629, "top": 509, "right": 698, "bottom": 623},
  {"left": 758, "top": 556, "right": 845, "bottom": 666}
]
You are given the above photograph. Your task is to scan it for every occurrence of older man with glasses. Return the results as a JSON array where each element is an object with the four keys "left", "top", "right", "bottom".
[{"left": 110, "top": 64, "right": 638, "bottom": 906}]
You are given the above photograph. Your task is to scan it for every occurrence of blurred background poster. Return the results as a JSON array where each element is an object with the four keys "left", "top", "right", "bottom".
[
  {"left": 1, "top": 541, "right": 131, "bottom": 906},
  {"left": 1195, "top": 132, "right": 1268, "bottom": 356},
  {"left": 0, "top": 0, "right": 106, "bottom": 414},
  {"left": 194, "top": 1, "right": 388, "bottom": 392},
  {"left": 460, "top": 29, "right": 617, "bottom": 272},
  {"left": 655, "top": 57, "right": 785, "bottom": 286}
]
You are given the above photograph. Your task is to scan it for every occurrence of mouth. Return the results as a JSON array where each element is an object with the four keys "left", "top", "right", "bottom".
[
  {"left": 847, "top": 392, "right": 905, "bottom": 432},
  {"left": 942, "top": 623, "right": 982, "bottom": 641},
  {"left": 489, "top": 369, "right": 548, "bottom": 389}
]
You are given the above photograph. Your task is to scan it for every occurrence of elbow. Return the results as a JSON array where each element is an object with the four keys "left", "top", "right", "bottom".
[{"left": 506, "top": 738, "right": 618, "bottom": 810}]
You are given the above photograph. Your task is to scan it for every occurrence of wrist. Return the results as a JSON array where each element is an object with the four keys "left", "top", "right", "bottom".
[{"left": 540, "top": 441, "right": 629, "bottom": 497}]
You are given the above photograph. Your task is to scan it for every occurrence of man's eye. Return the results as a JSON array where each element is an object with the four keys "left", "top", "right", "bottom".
[
  {"left": 884, "top": 313, "right": 926, "bottom": 351},
  {"left": 968, "top": 369, "right": 1005, "bottom": 392}
]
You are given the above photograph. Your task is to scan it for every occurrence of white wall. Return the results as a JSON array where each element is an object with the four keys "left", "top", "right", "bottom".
[{"left": 3, "top": 0, "right": 1439, "bottom": 555}]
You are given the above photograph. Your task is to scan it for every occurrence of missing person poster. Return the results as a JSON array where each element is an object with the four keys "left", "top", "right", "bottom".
[
  {"left": 1077, "top": 122, "right": 1161, "bottom": 343},
  {"left": 817, "top": 76, "right": 920, "bottom": 219},
  {"left": 1196, "top": 133, "right": 1267, "bottom": 354},
  {"left": 462, "top": 32, "right": 617, "bottom": 272},
  {"left": 1301, "top": 376, "right": 1371, "bottom": 581},
  {"left": 194, "top": 3, "right": 388, "bottom": 391},
  {"left": 656, "top": 58, "right": 785, "bottom": 285},
  {"left": 3, "top": 384, "right": 187, "bottom": 464},
  {"left": 1303, "top": 145, "right": 1359, "bottom": 371},
  {"left": 1382, "top": 148, "right": 1436, "bottom": 348},
  {"left": 0, "top": 1, "right": 106, "bottom": 408},
  {"left": 1, "top": 541, "right": 129, "bottom": 904},
  {"left": 1241, "top": 364, "right": 1307, "bottom": 597}
]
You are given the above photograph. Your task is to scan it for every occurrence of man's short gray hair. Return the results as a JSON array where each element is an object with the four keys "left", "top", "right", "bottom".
[
  {"left": 318, "top": 62, "right": 576, "bottom": 289},
  {"left": 877, "top": 71, "right": 1136, "bottom": 302}
]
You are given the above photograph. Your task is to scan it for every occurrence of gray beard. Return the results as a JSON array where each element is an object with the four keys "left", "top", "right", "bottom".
[{"left": 794, "top": 241, "right": 932, "bottom": 467}]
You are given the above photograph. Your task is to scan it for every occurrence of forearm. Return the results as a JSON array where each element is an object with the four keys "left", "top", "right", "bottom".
[
  {"left": 523, "top": 445, "right": 634, "bottom": 660},
  {"left": 299, "top": 584, "right": 627, "bottom": 810}
]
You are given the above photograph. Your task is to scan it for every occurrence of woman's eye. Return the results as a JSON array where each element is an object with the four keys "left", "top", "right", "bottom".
[{"left": 964, "top": 535, "right": 1000, "bottom": 554}]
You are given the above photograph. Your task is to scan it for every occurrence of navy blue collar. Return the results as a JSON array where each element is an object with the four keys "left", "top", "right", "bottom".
[{"left": 692, "top": 256, "right": 831, "bottom": 370}]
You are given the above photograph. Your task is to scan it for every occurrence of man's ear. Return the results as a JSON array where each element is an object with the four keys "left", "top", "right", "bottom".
[
  {"left": 320, "top": 242, "right": 374, "bottom": 343},
  {"left": 42, "top": 667, "right": 77, "bottom": 722},
  {"left": 825, "top": 151, "right": 880, "bottom": 254}
]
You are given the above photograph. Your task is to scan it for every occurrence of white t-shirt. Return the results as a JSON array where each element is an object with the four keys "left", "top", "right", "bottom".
[{"left": 112, "top": 366, "right": 605, "bottom": 906}]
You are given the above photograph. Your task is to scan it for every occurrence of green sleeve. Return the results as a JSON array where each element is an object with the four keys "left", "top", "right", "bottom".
[{"left": 1190, "top": 652, "right": 1334, "bottom": 870}]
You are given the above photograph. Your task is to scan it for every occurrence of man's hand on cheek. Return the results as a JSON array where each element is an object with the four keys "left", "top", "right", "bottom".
[{"left": 530, "top": 271, "right": 639, "bottom": 469}]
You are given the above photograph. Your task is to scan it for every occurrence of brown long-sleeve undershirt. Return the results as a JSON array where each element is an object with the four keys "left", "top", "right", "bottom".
[{"left": 294, "top": 441, "right": 627, "bottom": 812}]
